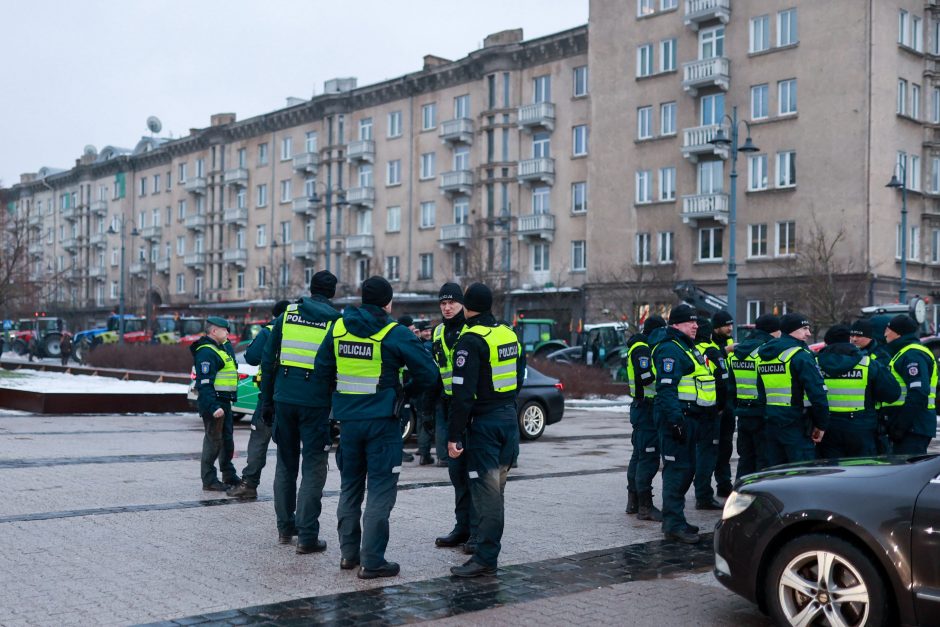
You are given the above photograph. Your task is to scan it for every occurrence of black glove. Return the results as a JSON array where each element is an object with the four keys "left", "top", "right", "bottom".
[
  {"left": 262, "top": 404, "right": 275, "bottom": 427},
  {"left": 669, "top": 421, "right": 686, "bottom": 444},
  {"left": 888, "top": 416, "right": 912, "bottom": 443}
]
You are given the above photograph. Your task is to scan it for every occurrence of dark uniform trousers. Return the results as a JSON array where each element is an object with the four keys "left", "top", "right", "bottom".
[
  {"left": 659, "top": 412, "right": 708, "bottom": 534},
  {"left": 466, "top": 405, "right": 519, "bottom": 569},
  {"left": 442, "top": 397, "right": 479, "bottom": 539},
  {"left": 335, "top": 418, "right": 402, "bottom": 569},
  {"left": 892, "top": 433, "right": 932, "bottom": 455},
  {"left": 627, "top": 399, "right": 659, "bottom": 496},
  {"left": 200, "top": 401, "right": 237, "bottom": 487},
  {"left": 816, "top": 417, "right": 877, "bottom": 459},
  {"left": 272, "top": 402, "right": 331, "bottom": 543},
  {"left": 434, "top": 401, "right": 449, "bottom": 460},
  {"left": 241, "top": 404, "right": 272, "bottom": 488},
  {"left": 713, "top": 404, "right": 735, "bottom": 492},
  {"left": 735, "top": 415, "right": 766, "bottom": 479},
  {"left": 763, "top": 416, "right": 815, "bottom": 467},
  {"left": 693, "top": 414, "right": 719, "bottom": 502}
]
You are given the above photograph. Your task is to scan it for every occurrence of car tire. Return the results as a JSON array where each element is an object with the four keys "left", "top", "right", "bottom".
[
  {"left": 765, "top": 533, "right": 889, "bottom": 627},
  {"left": 518, "top": 400, "right": 547, "bottom": 440}
]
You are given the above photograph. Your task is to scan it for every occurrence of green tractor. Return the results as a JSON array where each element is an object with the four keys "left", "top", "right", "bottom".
[{"left": 514, "top": 316, "right": 568, "bottom": 359}]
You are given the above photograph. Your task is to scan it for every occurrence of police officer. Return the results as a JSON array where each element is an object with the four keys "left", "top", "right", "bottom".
[
  {"left": 446, "top": 283, "right": 525, "bottom": 577},
  {"left": 624, "top": 315, "right": 666, "bottom": 522},
  {"left": 882, "top": 314, "right": 936, "bottom": 454},
  {"left": 259, "top": 272, "right": 341, "bottom": 551},
  {"left": 413, "top": 320, "right": 436, "bottom": 466},
  {"left": 710, "top": 311, "right": 735, "bottom": 497},
  {"left": 816, "top": 324, "right": 900, "bottom": 458},
  {"left": 313, "top": 276, "right": 437, "bottom": 579},
  {"left": 729, "top": 314, "right": 780, "bottom": 478},
  {"left": 190, "top": 316, "right": 240, "bottom": 491},
  {"left": 850, "top": 319, "right": 890, "bottom": 361},
  {"left": 226, "top": 299, "right": 291, "bottom": 499},
  {"left": 757, "top": 313, "right": 829, "bottom": 466},
  {"left": 692, "top": 319, "right": 725, "bottom": 511},
  {"left": 652, "top": 304, "right": 716, "bottom": 544}
]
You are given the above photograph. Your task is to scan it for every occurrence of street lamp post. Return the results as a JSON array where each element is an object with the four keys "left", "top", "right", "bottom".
[
  {"left": 271, "top": 237, "right": 288, "bottom": 299},
  {"left": 107, "top": 218, "right": 139, "bottom": 344},
  {"left": 887, "top": 166, "right": 909, "bottom": 303},
  {"left": 310, "top": 174, "right": 348, "bottom": 274},
  {"left": 493, "top": 202, "right": 513, "bottom": 323},
  {"left": 709, "top": 106, "right": 759, "bottom": 338}
]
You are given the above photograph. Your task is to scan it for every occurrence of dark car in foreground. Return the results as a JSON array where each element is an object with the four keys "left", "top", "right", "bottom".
[{"left": 714, "top": 455, "right": 940, "bottom": 627}]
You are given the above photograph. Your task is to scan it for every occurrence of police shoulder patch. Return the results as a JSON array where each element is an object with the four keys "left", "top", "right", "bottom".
[
  {"left": 200, "top": 362, "right": 211, "bottom": 374},
  {"left": 455, "top": 354, "right": 466, "bottom": 368},
  {"left": 907, "top": 362, "right": 919, "bottom": 377},
  {"left": 662, "top": 357, "right": 675, "bottom": 373},
  {"left": 638, "top": 356, "right": 650, "bottom": 369}
]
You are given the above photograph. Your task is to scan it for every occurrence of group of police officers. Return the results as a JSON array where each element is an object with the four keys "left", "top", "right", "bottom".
[
  {"left": 624, "top": 305, "right": 937, "bottom": 544},
  {"left": 191, "top": 271, "right": 525, "bottom": 579}
]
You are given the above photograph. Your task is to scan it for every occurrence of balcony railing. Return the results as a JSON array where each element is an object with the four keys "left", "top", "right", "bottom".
[
  {"left": 681, "top": 193, "right": 729, "bottom": 225},
  {"left": 292, "top": 152, "right": 320, "bottom": 174},
  {"left": 438, "top": 223, "right": 472, "bottom": 247},
  {"left": 346, "top": 139, "right": 376, "bottom": 164},
  {"left": 185, "top": 177, "right": 207, "bottom": 195},
  {"left": 223, "top": 168, "right": 248, "bottom": 187},
  {"left": 62, "top": 237, "right": 78, "bottom": 251},
  {"left": 140, "top": 225, "right": 163, "bottom": 240},
  {"left": 90, "top": 200, "right": 108, "bottom": 216},
  {"left": 129, "top": 262, "right": 147, "bottom": 276},
  {"left": 681, "top": 124, "right": 730, "bottom": 162},
  {"left": 682, "top": 57, "right": 730, "bottom": 95},
  {"left": 28, "top": 242, "right": 44, "bottom": 257},
  {"left": 223, "top": 207, "right": 249, "bottom": 226},
  {"left": 440, "top": 170, "right": 474, "bottom": 195},
  {"left": 684, "top": 0, "right": 731, "bottom": 30},
  {"left": 28, "top": 214, "right": 42, "bottom": 228},
  {"left": 344, "top": 234, "right": 374, "bottom": 256},
  {"left": 292, "top": 240, "right": 318, "bottom": 259},
  {"left": 155, "top": 258, "right": 170, "bottom": 274},
  {"left": 184, "top": 252, "right": 206, "bottom": 268},
  {"left": 222, "top": 249, "right": 248, "bottom": 267},
  {"left": 292, "top": 197, "right": 318, "bottom": 217},
  {"left": 346, "top": 186, "right": 375, "bottom": 208},
  {"left": 88, "top": 233, "right": 107, "bottom": 248},
  {"left": 88, "top": 266, "right": 106, "bottom": 280},
  {"left": 518, "top": 102, "right": 556, "bottom": 131},
  {"left": 61, "top": 206, "right": 78, "bottom": 221},
  {"left": 184, "top": 214, "right": 207, "bottom": 231},
  {"left": 517, "top": 158, "right": 556, "bottom": 185},
  {"left": 440, "top": 118, "right": 474, "bottom": 144},
  {"left": 516, "top": 213, "right": 556, "bottom": 241}
]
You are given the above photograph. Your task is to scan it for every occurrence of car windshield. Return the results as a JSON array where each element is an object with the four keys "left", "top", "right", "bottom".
[{"left": 155, "top": 318, "right": 177, "bottom": 333}]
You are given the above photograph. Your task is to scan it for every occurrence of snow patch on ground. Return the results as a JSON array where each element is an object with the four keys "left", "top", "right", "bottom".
[{"left": 0, "top": 369, "right": 188, "bottom": 394}]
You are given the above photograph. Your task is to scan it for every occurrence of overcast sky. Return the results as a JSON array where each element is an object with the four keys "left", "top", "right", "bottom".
[{"left": 0, "top": 0, "right": 588, "bottom": 187}]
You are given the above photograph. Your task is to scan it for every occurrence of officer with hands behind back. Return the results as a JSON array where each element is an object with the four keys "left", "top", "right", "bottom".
[
  {"left": 881, "top": 314, "right": 936, "bottom": 455},
  {"left": 447, "top": 283, "right": 526, "bottom": 577}
]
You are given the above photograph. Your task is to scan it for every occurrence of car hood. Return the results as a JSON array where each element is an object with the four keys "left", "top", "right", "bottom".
[{"left": 738, "top": 455, "right": 940, "bottom": 489}]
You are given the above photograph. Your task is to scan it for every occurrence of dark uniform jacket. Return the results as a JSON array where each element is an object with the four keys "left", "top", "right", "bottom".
[
  {"left": 430, "top": 311, "right": 466, "bottom": 401},
  {"left": 858, "top": 338, "right": 891, "bottom": 362},
  {"left": 884, "top": 333, "right": 937, "bottom": 437},
  {"left": 652, "top": 326, "right": 704, "bottom": 427},
  {"left": 447, "top": 312, "right": 527, "bottom": 440},
  {"left": 245, "top": 319, "right": 274, "bottom": 367},
  {"left": 190, "top": 336, "right": 237, "bottom": 415},
  {"left": 625, "top": 332, "right": 655, "bottom": 403},
  {"left": 312, "top": 303, "right": 438, "bottom": 421},
  {"left": 816, "top": 341, "right": 901, "bottom": 427},
  {"left": 757, "top": 335, "right": 830, "bottom": 430}
]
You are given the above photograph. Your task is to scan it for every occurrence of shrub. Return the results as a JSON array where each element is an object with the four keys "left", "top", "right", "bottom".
[
  {"left": 85, "top": 344, "right": 192, "bottom": 373},
  {"left": 530, "top": 357, "right": 628, "bottom": 399}
]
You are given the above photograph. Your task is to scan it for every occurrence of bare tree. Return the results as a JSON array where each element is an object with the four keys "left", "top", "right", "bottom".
[
  {"left": 590, "top": 259, "right": 678, "bottom": 330},
  {"left": 0, "top": 209, "right": 42, "bottom": 316}
]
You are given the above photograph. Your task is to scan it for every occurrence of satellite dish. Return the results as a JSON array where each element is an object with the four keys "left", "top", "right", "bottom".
[
  {"left": 146, "top": 116, "right": 163, "bottom": 134},
  {"left": 83, "top": 145, "right": 98, "bottom": 156}
]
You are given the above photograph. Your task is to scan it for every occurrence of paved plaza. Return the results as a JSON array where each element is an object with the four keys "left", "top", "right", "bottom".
[{"left": 0, "top": 403, "right": 773, "bottom": 626}]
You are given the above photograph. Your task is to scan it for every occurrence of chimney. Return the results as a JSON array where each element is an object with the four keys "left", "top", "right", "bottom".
[
  {"left": 210, "top": 113, "right": 236, "bottom": 127},
  {"left": 423, "top": 54, "right": 452, "bottom": 70},
  {"left": 483, "top": 29, "right": 523, "bottom": 48}
]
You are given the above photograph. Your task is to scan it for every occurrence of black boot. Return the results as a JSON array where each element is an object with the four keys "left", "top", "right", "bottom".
[
  {"left": 636, "top": 492, "right": 663, "bottom": 522},
  {"left": 625, "top": 490, "right": 638, "bottom": 515}
]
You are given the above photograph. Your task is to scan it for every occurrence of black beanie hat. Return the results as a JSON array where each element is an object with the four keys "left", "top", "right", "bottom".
[
  {"left": 849, "top": 319, "right": 873, "bottom": 339},
  {"left": 668, "top": 304, "right": 697, "bottom": 325},
  {"left": 754, "top": 314, "right": 780, "bottom": 334},
  {"left": 712, "top": 310, "right": 734, "bottom": 328},
  {"left": 310, "top": 270, "right": 337, "bottom": 298},
  {"left": 397, "top": 315, "right": 414, "bottom": 327},
  {"left": 823, "top": 324, "right": 851, "bottom": 345},
  {"left": 695, "top": 319, "right": 713, "bottom": 342},
  {"left": 887, "top": 314, "right": 918, "bottom": 336},
  {"left": 361, "top": 276, "right": 393, "bottom": 307},
  {"left": 438, "top": 282, "right": 463, "bottom": 303},
  {"left": 272, "top": 300, "right": 291, "bottom": 318},
  {"left": 463, "top": 283, "right": 493, "bottom": 312},
  {"left": 643, "top": 315, "right": 666, "bottom": 335},
  {"left": 780, "top": 313, "right": 811, "bottom": 335}
]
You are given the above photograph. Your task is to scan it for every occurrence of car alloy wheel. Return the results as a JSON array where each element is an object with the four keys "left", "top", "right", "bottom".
[{"left": 518, "top": 401, "right": 546, "bottom": 440}]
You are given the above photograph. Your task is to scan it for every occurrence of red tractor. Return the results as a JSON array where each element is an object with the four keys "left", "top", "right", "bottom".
[{"left": 9, "top": 315, "right": 68, "bottom": 359}]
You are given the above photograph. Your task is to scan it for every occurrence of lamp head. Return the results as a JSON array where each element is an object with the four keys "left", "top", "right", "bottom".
[
  {"left": 709, "top": 128, "right": 731, "bottom": 147},
  {"left": 739, "top": 136, "right": 759, "bottom": 153},
  {"left": 130, "top": 227, "right": 140, "bottom": 237},
  {"left": 886, "top": 174, "right": 904, "bottom": 189}
]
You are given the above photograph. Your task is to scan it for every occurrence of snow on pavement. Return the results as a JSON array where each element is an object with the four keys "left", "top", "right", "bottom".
[{"left": 0, "top": 369, "right": 188, "bottom": 394}]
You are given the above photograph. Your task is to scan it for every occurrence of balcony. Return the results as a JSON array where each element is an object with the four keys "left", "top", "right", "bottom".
[
  {"left": 682, "top": 57, "right": 730, "bottom": 96},
  {"left": 684, "top": 0, "right": 731, "bottom": 30},
  {"left": 223, "top": 206, "right": 249, "bottom": 226},
  {"left": 681, "top": 124, "right": 730, "bottom": 162},
  {"left": 28, "top": 214, "right": 42, "bottom": 229},
  {"left": 88, "top": 266, "right": 106, "bottom": 281},
  {"left": 346, "top": 139, "right": 376, "bottom": 164},
  {"left": 344, "top": 234, "right": 374, "bottom": 257},
  {"left": 681, "top": 193, "right": 729, "bottom": 225},
  {"left": 439, "top": 223, "right": 472, "bottom": 248},
  {"left": 184, "top": 252, "right": 206, "bottom": 269},
  {"left": 185, "top": 177, "right": 207, "bottom": 195},
  {"left": 518, "top": 102, "right": 555, "bottom": 132},
  {"left": 61, "top": 206, "right": 78, "bottom": 221},
  {"left": 90, "top": 200, "right": 108, "bottom": 216},
  {"left": 28, "top": 242, "right": 44, "bottom": 257},
  {"left": 292, "top": 151, "right": 320, "bottom": 174},
  {"left": 140, "top": 225, "right": 163, "bottom": 240},
  {"left": 129, "top": 262, "right": 148, "bottom": 276},
  {"left": 346, "top": 186, "right": 375, "bottom": 209},
  {"left": 440, "top": 118, "right": 474, "bottom": 144},
  {"left": 223, "top": 168, "right": 248, "bottom": 187},
  {"left": 516, "top": 213, "right": 556, "bottom": 242},
  {"left": 155, "top": 258, "right": 170, "bottom": 274},
  {"left": 184, "top": 214, "right": 207, "bottom": 232},
  {"left": 517, "top": 158, "right": 555, "bottom": 186},
  {"left": 292, "top": 197, "right": 318, "bottom": 217},
  {"left": 62, "top": 237, "right": 78, "bottom": 251},
  {"left": 222, "top": 249, "right": 248, "bottom": 268},
  {"left": 440, "top": 170, "right": 473, "bottom": 195},
  {"left": 292, "top": 240, "right": 318, "bottom": 259},
  {"left": 88, "top": 233, "right": 107, "bottom": 248}
]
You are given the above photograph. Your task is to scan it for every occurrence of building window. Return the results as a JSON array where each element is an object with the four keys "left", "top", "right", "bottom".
[
  {"left": 452, "top": 250, "right": 467, "bottom": 277},
  {"left": 911, "top": 225, "right": 921, "bottom": 260},
  {"left": 388, "top": 111, "right": 402, "bottom": 138},
  {"left": 453, "top": 198, "right": 469, "bottom": 225},
  {"left": 637, "top": 44, "right": 653, "bottom": 77},
  {"left": 305, "top": 131, "right": 317, "bottom": 153},
  {"left": 280, "top": 180, "right": 292, "bottom": 203},
  {"left": 178, "top": 163, "right": 187, "bottom": 183},
  {"left": 776, "top": 151, "right": 796, "bottom": 188},
  {"left": 420, "top": 153, "right": 436, "bottom": 180},
  {"left": 418, "top": 253, "right": 434, "bottom": 280},
  {"left": 258, "top": 143, "right": 268, "bottom": 166},
  {"left": 777, "top": 8, "right": 798, "bottom": 46},
  {"left": 420, "top": 201, "right": 436, "bottom": 228},
  {"left": 899, "top": 9, "right": 909, "bottom": 45},
  {"left": 660, "top": 0, "right": 677, "bottom": 8},
  {"left": 421, "top": 103, "right": 437, "bottom": 130},
  {"left": 358, "top": 117, "right": 373, "bottom": 141},
  {"left": 386, "top": 206, "right": 401, "bottom": 232},
  {"left": 932, "top": 229, "right": 940, "bottom": 264},
  {"left": 660, "top": 101, "right": 676, "bottom": 135},
  {"left": 699, "top": 26, "right": 725, "bottom": 59},
  {"left": 636, "top": 170, "right": 652, "bottom": 204},
  {"left": 746, "top": 301, "right": 762, "bottom": 324},
  {"left": 898, "top": 78, "right": 908, "bottom": 115},
  {"left": 532, "top": 186, "right": 551, "bottom": 214},
  {"left": 385, "top": 256, "right": 400, "bottom": 281},
  {"left": 659, "top": 167, "right": 676, "bottom": 201},
  {"left": 913, "top": 15, "right": 923, "bottom": 51},
  {"left": 658, "top": 231, "right": 674, "bottom": 263},
  {"left": 257, "top": 266, "right": 267, "bottom": 288},
  {"left": 153, "top": 174, "right": 161, "bottom": 193},
  {"left": 748, "top": 154, "right": 768, "bottom": 191},
  {"left": 931, "top": 157, "right": 940, "bottom": 193},
  {"left": 751, "top": 84, "right": 769, "bottom": 119},
  {"left": 138, "top": 177, "right": 147, "bottom": 197},
  {"left": 280, "top": 221, "right": 292, "bottom": 245},
  {"left": 571, "top": 182, "right": 587, "bottom": 213},
  {"left": 778, "top": 79, "right": 797, "bottom": 115},
  {"left": 573, "top": 65, "right": 588, "bottom": 97},
  {"left": 910, "top": 154, "right": 922, "bottom": 191},
  {"left": 110, "top": 281, "right": 119, "bottom": 299},
  {"left": 256, "top": 224, "right": 266, "bottom": 247},
  {"left": 750, "top": 15, "right": 770, "bottom": 53},
  {"left": 532, "top": 243, "right": 550, "bottom": 272},
  {"left": 256, "top": 184, "right": 268, "bottom": 207},
  {"left": 700, "top": 93, "right": 725, "bottom": 125},
  {"left": 637, "top": 106, "right": 653, "bottom": 139},
  {"left": 176, "top": 236, "right": 185, "bottom": 257},
  {"left": 533, "top": 74, "right": 551, "bottom": 103},
  {"left": 386, "top": 160, "right": 401, "bottom": 186},
  {"left": 775, "top": 221, "right": 796, "bottom": 256},
  {"left": 635, "top": 232, "right": 651, "bottom": 265},
  {"left": 912, "top": 83, "right": 922, "bottom": 120},
  {"left": 699, "top": 227, "right": 723, "bottom": 261},
  {"left": 659, "top": 38, "right": 676, "bottom": 72},
  {"left": 280, "top": 136, "right": 292, "bottom": 161},
  {"left": 637, "top": 0, "right": 654, "bottom": 16},
  {"left": 748, "top": 223, "right": 768, "bottom": 257},
  {"left": 358, "top": 164, "right": 373, "bottom": 188},
  {"left": 532, "top": 132, "right": 551, "bottom": 158},
  {"left": 572, "top": 240, "right": 586, "bottom": 271},
  {"left": 176, "top": 274, "right": 185, "bottom": 294},
  {"left": 453, "top": 146, "right": 470, "bottom": 171},
  {"left": 573, "top": 125, "right": 589, "bottom": 156}
]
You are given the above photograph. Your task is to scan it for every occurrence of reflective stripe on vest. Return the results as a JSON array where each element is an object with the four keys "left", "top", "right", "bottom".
[
  {"left": 730, "top": 346, "right": 761, "bottom": 402},
  {"left": 823, "top": 356, "right": 869, "bottom": 412},
  {"left": 333, "top": 318, "right": 397, "bottom": 395},
  {"left": 279, "top": 304, "right": 331, "bottom": 369},
  {"left": 696, "top": 340, "right": 727, "bottom": 380},
  {"left": 885, "top": 343, "right": 938, "bottom": 409},
  {"left": 626, "top": 341, "right": 656, "bottom": 399},
  {"left": 433, "top": 323, "right": 456, "bottom": 396},
  {"left": 458, "top": 323, "right": 520, "bottom": 393},
  {"left": 253, "top": 323, "right": 273, "bottom": 386},
  {"left": 759, "top": 346, "right": 810, "bottom": 407},
  {"left": 653, "top": 340, "right": 717, "bottom": 407},
  {"left": 196, "top": 343, "right": 238, "bottom": 393}
]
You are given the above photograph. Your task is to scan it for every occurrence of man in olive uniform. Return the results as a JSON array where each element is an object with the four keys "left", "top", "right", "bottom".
[
  {"left": 816, "top": 324, "right": 900, "bottom": 458},
  {"left": 313, "top": 276, "right": 438, "bottom": 579},
  {"left": 882, "top": 314, "right": 936, "bottom": 455},
  {"left": 447, "top": 283, "right": 526, "bottom": 577},
  {"left": 710, "top": 311, "right": 735, "bottom": 497},
  {"left": 260, "top": 272, "right": 341, "bottom": 551},
  {"left": 624, "top": 315, "right": 666, "bottom": 522},
  {"left": 652, "top": 304, "right": 717, "bottom": 544},
  {"left": 190, "top": 316, "right": 240, "bottom": 491},
  {"left": 757, "top": 313, "right": 829, "bottom": 466},
  {"left": 227, "top": 299, "right": 290, "bottom": 499}
]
